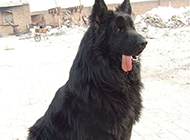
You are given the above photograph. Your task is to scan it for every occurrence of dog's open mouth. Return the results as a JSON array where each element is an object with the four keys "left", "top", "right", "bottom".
[{"left": 122, "top": 55, "right": 139, "bottom": 72}]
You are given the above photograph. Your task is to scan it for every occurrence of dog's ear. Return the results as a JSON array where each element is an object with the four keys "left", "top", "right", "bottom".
[
  {"left": 116, "top": 0, "right": 132, "bottom": 15},
  {"left": 90, "top": 0, "right": 108, "bottom": 24}
]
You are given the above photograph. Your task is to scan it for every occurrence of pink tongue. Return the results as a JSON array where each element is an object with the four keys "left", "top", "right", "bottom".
[{"left": 122, "top": 55, "right": 132, "bottom": 72}]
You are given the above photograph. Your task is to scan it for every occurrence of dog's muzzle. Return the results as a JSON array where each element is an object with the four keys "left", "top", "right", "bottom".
[{"left": 122, "top": 38, "right": 147, "bottom": 72}]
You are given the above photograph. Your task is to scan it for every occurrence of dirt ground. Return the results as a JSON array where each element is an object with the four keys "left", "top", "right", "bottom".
[{"left": 0, "top": 26, "right": 189, "bottom": 139}]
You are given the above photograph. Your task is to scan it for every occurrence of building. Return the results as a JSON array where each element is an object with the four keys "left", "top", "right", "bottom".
[
  {"left": 0, "top": 1, "right": 31, "bottom": 36},
  {"left": 0, "top": 0, "right": 189, "bottom": 36}
]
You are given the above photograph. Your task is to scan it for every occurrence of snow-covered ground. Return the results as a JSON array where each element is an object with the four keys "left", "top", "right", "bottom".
[{"left": 0, "top": 6, "right": 190, "bottom": 140}]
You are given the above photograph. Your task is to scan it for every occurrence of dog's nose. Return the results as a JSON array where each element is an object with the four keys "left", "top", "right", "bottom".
[{"left": 138, "top": 40, "right": 147, "bottom": 49}]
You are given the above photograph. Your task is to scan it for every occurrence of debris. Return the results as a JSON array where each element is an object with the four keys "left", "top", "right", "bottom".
[
  {"left": 4, "top": 46, "right": 15, "bottom": 51},
  {"left": 135, "top": 6, "right": 190, "bottom": 38}
]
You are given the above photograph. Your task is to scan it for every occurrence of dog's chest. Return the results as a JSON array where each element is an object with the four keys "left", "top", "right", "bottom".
[{"left": 92, "top": 94, "right": 137, "bottom": 139}]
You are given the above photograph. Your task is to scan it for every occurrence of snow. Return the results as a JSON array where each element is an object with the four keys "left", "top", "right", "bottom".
[
  {"left": 135, "top": 6, "right": 190, "bottom": 38},
  {"left": 146, "top": 6, "right": 189, "bottom": 23}
]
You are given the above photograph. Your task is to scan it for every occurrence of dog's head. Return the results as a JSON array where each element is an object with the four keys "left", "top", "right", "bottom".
[{"left": 89, "top": 0, "right": 147, "bottom": 72}]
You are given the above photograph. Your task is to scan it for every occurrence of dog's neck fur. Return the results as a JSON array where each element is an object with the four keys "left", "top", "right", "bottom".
[
  {"left": 67, "top": 27, "right": 142, "bottom": 100},
  {"left": 66, "top": 29, "right": 143, "bottom": 122}
]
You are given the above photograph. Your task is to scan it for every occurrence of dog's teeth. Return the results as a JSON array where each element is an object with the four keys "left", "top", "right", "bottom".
[{"left": 132, "top": 55, "right": 139, "bottom": 61}]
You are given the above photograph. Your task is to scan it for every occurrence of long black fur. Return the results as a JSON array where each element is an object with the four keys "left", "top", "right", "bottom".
[{"left": 28, "top": 0, "right": 147, "bottom": 140}]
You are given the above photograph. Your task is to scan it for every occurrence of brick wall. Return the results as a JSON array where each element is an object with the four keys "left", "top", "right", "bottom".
[
  {"left": 0, "top": 25, "right": 13, "bottom": 36},
  {"left": 0, "top": 9, "right": 14, "bottom": 35},
  {"left": 104, "top": 1, "right": 159, "bottom": 16},
  {"left": 87, "top": 0, "right": 189, "bottom": 16},
  {"left": 13, "top": 4, "right": 31, "bottom": 33},
  {"left": 132, "top": 1, "right": 159, "bottom": 15},
  {"left": 31, "top": 10, "right": 53, "bottom": 26},
  {"left": 0, "top": 4, "right": 31, "bottom": 36},
  {"left": 1, "top": 0, "right": 189, "bottom": 36},
  {"left": 30, "top": 0, "right": 189, "bottom": 26},
  {"left": 86, "top": 0, "right": 189, "bottom": 16},
  {"left": 159, "top": 0, "right": 189, "bottom": 7},
  {"left": 131, "top": 0, "right": 189, "bottom": 15}
]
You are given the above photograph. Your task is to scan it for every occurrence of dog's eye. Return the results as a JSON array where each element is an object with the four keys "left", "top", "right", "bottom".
[
  {"left": 116, "top": 27, "right": 124, "bottom": 33},
  {"left": 116, "top": 28, "right": 120, "bottom": 32}
]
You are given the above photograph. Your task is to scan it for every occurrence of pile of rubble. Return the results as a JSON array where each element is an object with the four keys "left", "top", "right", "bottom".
[{"left": 135, "top": 6, "right": 190, "bottom": 38}]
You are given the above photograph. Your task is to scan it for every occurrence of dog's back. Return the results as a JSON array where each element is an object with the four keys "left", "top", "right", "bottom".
[{"left": 28, "top": 0, "right": 147, "bottom": 140}]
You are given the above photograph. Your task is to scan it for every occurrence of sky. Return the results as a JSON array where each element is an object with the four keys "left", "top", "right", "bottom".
[{"left": 0, "top": 0, "right": 147, "bottom": 11}]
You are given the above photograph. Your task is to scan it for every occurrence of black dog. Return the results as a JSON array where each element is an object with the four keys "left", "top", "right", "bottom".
[{"left": 28, "top": 0, "right": 147, "bottom": 140}]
